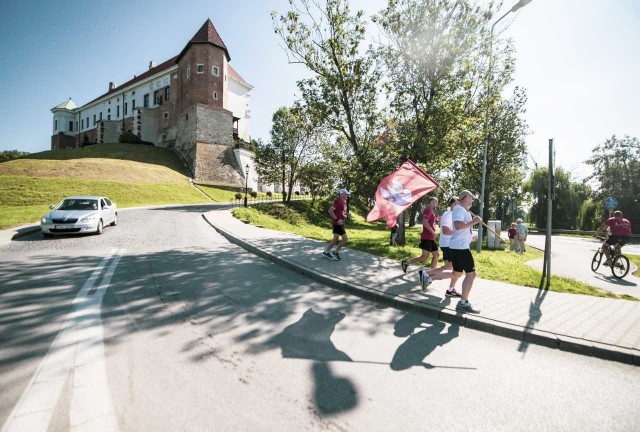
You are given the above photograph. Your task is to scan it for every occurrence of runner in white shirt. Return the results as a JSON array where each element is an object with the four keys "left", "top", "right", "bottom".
[
  {"left": 449, "top": 190, "right": 483, "bottom": 314},
  {"left": 426, "top": 198, "right": 462, "bottom": 297}
]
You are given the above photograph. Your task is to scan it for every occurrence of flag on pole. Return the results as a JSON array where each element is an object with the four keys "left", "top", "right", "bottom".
[{"left": 366, "top": 160, "right": 440, "bottom": 229}]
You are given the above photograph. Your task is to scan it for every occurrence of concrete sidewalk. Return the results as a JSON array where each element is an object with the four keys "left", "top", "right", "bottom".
[{"left": 204, "top": 209, "right": 640, "bottom": 365}]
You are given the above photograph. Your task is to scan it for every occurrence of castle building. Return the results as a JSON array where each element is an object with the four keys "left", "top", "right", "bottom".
[{"left": 50, "top": 19, "right": 255, "bottom": 189}]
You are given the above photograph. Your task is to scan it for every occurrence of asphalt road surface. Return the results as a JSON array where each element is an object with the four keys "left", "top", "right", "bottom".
[
  {"left": 525, "top": 234, "right": 640, "bottom": 298},
  {"left": 1, "top": 206, "right": 639, "bottom": 431}
]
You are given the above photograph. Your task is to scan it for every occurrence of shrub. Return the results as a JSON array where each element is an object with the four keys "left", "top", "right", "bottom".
[
  {"left": 234, "top": 193, "right": 243, "bottom": 200},
  {"left": 250, "top": 191, "right": 258, "bottom": 198},
  {"left": 266, "top": 191, "right": 273, "bottom": 197},
  {"left": 119, "top": 131, "right": 142, "bottom": 144},
  {"left": 295, "top": 191, "right": 300, "bottom": 195}
]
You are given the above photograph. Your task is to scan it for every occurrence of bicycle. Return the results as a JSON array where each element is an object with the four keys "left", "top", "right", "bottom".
[{"left": 591, "top": 238, "right": 630, "bottom": 279}]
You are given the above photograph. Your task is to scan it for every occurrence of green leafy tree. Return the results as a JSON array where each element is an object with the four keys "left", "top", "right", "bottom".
[
  {"left": 0, "top": 150, "right": 30, "bottom": 163},
  {"left": 255, "top": 106, "right": 323, "bottom": 203},
  {"left": 523, "top": 167, "right": 591, "bottom": 229},
  {"left": 272, "top": 0, "right": 384, "bottom": 191},
  {"left": 585, "top": 135, "right": 639, "bottom": 230}
]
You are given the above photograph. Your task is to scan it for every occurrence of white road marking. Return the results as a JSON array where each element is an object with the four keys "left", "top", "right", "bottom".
[{"left": 1, "top": 249, "right": 125, "bottom": 432}]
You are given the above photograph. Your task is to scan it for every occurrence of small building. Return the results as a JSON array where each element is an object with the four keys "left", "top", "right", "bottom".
[{"left": 50, "top": 19, "right": 255, "bottom": 190}]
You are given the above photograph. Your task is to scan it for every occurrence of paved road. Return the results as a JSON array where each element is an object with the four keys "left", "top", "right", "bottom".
[
  {"left": 1, "top": 207, "right": 639, "bottom": 431},
  {"left": 524, "top": 234, "right": 640, "bottom": 298}
]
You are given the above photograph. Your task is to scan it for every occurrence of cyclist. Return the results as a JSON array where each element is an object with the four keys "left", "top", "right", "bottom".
[{"left": 593, "top": 210, "right": 632, "bottom": 266}]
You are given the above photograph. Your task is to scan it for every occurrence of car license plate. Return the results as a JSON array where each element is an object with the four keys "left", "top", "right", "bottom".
[{"left": 55, "top": 224, "right": 75, "bottom": 229}]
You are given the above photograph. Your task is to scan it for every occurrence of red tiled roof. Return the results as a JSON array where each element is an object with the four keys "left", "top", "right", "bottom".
[
  {"left": 82, "top": 56, "right": 178, "bottom": 107},
  {"left": 227, "top": 65, "right": 252, "bottom": 89},
  {"left": 176, "top": 18, "right": 230, "bottom": 62}
]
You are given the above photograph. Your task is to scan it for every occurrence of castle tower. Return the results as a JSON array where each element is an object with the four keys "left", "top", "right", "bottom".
[{"left": 50, "top": 98, "right": 78, "bottom": 149}]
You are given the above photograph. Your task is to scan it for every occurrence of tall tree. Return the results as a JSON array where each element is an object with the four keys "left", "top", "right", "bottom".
[
  {"left": 254, "top": 106, "right": 321, "bottom": 203},
  {"left": 272, "top": 0, "right": 385, "bottom": 194},
  {"left": 523, "top": 167, "right": 591, "bottom": 229},
  {"left": 585, "top": 135, "right": 639, "bottom": 230}
]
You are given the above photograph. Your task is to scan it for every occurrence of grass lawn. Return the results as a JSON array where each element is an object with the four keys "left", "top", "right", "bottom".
[{"left": 233, "top": 201, "right": 636, "bottom": 301}]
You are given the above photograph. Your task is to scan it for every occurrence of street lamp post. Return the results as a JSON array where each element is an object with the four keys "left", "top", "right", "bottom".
[
  {"left": 244, "top": 164, "right": 249, "bottom": 207},
  {"left": 477, "top": 0, "right": 532, "bottom": 253}
]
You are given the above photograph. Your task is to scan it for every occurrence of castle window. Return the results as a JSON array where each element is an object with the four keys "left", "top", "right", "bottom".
[
  {"left": 117, "top": 105, "right": 120, "bottom": 117},
  {"left": 213, "top": 91, "right": 218, "bottom": 100},
  {"left": 86, "top": 117, "right": 89, "bottom": 128},
  {"left": 99, "top": 112, "right": 102, "bottom": 121},
  {"left": 108, "top": 108, "right": 111, "bottom": 113},
  {"left": 144, "top": 94, "right": 150, "bottom": 108},
  {"left": 163, "top": 112, "right": 169, "bottom": 119},
  {"left": 196, "top": 64, "right": 204, "bottom": 74},
  {"left": 93, "top": 114, "right": 96, "bottom": 126},
  {"left": 164, "top": 87, "right": 170, "bottom": 101},
  {"left": 124, "top": 102, "right": 128, "bottom": 115},
  {"left": 153, "top": 90, "right": 160, "bottom": 105},
  {"left": 107, "top": 114, "right": 111, "bottom": 121},
  {"left": 212, "top": 66, "right": 219, "bottom": 76},
  {"left": 81, "top": 119, "right": 84, "bottom": 129},
  {"left": 132, "top": 100, "right": 136, "bottom": 110},
  {"left": 54, "top": 120, "right": 57, "bottom": 131},
  {"left": 69, "top": 121, "right": 73, "bottom": 131},
  {"left": 187, "top": 67, "right": 190, "bottom": 79}
]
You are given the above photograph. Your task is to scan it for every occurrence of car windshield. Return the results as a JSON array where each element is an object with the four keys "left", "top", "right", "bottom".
[{"left": 57, "top": 199, "right": 99, "bottom": 211}]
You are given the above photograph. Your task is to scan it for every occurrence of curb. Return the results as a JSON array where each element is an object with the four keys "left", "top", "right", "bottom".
[{"left": 203, "top": 214, "right": 640, "bottom": 366}]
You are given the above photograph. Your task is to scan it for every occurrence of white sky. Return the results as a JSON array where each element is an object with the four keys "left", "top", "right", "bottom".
[{"left": 0, "top": 0, "right": 638, "bottom": 183}]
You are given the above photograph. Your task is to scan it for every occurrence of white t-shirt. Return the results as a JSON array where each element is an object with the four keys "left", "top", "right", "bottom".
[
  {"left": 449, "top": 205, "right": 473, "bottom": 250},
  {"left": 439, "top": 209, "right": 453, "bottom": 247}
]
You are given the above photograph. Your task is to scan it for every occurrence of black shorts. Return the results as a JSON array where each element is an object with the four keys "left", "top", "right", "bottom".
[
  {"left": 450, "top": 249, "right": 475, "bottom": 273},
  {"left": 419, "top": 239, "right": 438, "bottom": 252},
  {"left": 332, "top": 224, "right": 346, "bottom": 236},
  {"left": 606, "top": 236, "right": 630, "bottom": 247},
  {"left": 440, "top": 246, "right": 452, "bottom": 262}
]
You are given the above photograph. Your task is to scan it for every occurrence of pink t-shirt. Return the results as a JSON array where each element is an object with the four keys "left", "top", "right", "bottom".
[
  {"left": 605, "top": 217, "right": 632, "bottom": 236},
  {"left": 421, "top": 207, "right": 436, "bottom": 240},
  {"left": 332, "top": 199, "right": 346, "bottom": 225}
]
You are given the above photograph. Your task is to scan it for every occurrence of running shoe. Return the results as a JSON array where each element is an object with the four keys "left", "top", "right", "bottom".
[
  {"left": 445, "top": 288, "right": 461, "bottom": 297},
  {"left": 456, "top": 300, "right": 480, "bottom": 314},
  {"left": 401, "top": 259, "right": 408, "bottom": 273},
  {"left": 322, "top": 251, "right": 333, "bottom": 259},
  {"left": 333, "top": 251, "right": 341, "bottom": 261}
]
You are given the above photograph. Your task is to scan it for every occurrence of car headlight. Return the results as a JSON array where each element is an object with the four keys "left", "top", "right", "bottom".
[
  {"left": 80, "top": 217, "right": 96, "bottom": 223},
  {"left": 41, "top": 216, "right": 49, "bottom": 223}
]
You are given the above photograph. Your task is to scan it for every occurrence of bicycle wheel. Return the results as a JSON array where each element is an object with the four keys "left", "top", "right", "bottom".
[
  {"left": 611, "top": 255, "right": 630, "bottom": 279},
  {"left": 591, "top": 249, "right": 603, "bottom": 272}
]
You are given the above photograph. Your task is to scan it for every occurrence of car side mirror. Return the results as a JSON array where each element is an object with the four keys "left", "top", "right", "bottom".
[{"left": 49, "top": 205, "right": 55, "bottom": 209}]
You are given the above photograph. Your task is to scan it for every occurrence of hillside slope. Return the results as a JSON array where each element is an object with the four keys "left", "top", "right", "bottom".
[{"left": 0, "top": 143, "right": 211, "bottom": 229}]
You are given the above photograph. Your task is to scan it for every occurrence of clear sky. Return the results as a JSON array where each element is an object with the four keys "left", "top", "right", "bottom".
[{"left": 0, "top": 0, "right": 638, "bottom": 183}]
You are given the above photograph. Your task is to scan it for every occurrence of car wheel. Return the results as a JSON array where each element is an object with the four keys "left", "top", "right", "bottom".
[
  {"left": 96, "top": 220, "right": 104, "bottom": 235},
  {"left": 111, "top": 213, "right": 118, "bottom": 226}
]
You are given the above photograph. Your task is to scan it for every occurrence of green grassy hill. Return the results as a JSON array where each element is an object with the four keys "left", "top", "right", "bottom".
[{"left": 0, "top": 143, "right": 224, "bottom": 229}]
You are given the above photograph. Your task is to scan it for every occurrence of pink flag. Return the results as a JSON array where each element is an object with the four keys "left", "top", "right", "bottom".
[{"left": 366, "top": 160, "right": 440, "bottom": 229}]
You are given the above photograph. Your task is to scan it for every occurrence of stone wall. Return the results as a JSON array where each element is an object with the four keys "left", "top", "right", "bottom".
[
  {"left": 195, "top": 142, "right": 244, "bottom": 186},
  {"left": 51, "top": 132, "right": 76, "bottom": 150}
]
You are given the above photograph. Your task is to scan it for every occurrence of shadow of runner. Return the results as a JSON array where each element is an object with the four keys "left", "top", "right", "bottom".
[
  {"left": 267, "top": 308, "right": 358, "bottom": 414},
  {"left": 390, "top": 312, "right": 463, "bottom": 371}
]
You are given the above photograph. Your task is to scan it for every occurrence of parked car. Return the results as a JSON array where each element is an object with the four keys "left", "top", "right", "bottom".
[{"left": 40, "top": 196, "right": 118, "bottom": 237}]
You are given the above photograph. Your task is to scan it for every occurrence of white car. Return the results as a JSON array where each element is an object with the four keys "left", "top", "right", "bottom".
[{"left": 40, "top": 196, "right": 118, "bottom": 237}]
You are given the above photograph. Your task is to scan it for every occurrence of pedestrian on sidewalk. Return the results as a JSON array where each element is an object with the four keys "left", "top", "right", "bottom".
[
  {"left": 515, "top": 218, "right": 528, "bottom": 254},
  {"left": 322, "top": 189, "right": 350, "bottom": 261},
  {"left": 508, "top": 222, "right": 517, "bottom": 252},
  {"left": 390, "top": 222, "right": 399, "bottom": 246},
  {"left": 449, "top": 190, "right": 483, "bottom": 314},
  {"left": 401, "top": 197, "right": 439, "bottom": 292}
]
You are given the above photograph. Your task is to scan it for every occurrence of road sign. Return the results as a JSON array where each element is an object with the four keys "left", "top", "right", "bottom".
[{"left": 604, "top": 197, "right": 618, "bottom": 209}]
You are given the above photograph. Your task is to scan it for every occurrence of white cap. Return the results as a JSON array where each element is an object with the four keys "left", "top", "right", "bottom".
[{"left": 338, "top": 188, "right": 350, "bottom": 196}]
